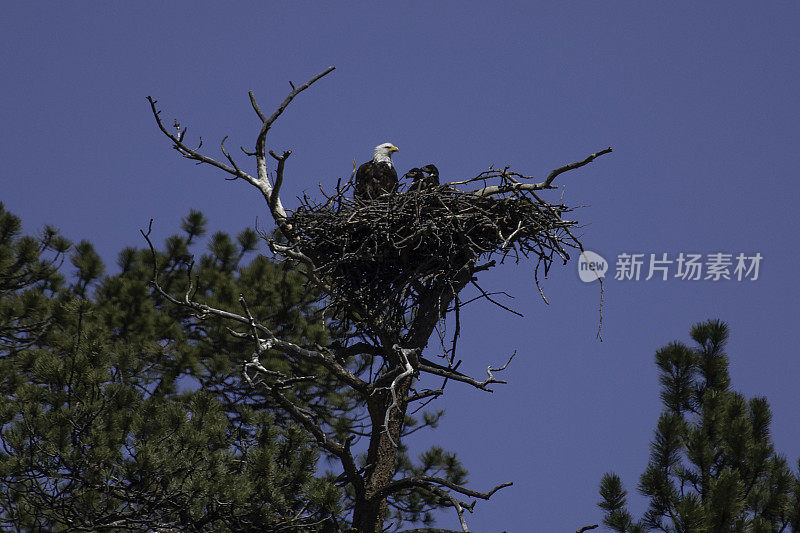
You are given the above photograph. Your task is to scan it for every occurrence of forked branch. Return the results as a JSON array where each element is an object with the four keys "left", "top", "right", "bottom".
[
  {"left": 139, "top": 219, "right": 365, "bottom": 393},
  {"left": 382, "top": 475, "right": 513, "bottom": 532},
  {"left": 250, "top": 66, "right": 336, "bottom": 223},
  {"left": 466, "top": 147, "right": 612, "bottom": 197},
  {"left": 417, "top": 351, "right": 515, "bottom": 392},
  {"left": 147, "top": 66, "right": 336, "bottom": 229}
]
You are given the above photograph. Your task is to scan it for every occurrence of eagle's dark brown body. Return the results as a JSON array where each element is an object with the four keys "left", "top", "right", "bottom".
[{"left": 354, "top": 160, "right": 398, "bottom": 200}]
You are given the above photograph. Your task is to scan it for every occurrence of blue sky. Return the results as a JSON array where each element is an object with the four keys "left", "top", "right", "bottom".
[{"left": 2, "top": 2, "right": 799, "bottom": 531}]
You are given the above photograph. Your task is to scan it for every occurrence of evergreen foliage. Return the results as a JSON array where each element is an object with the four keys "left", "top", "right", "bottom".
[
  {"left": 0, "top": 204, "right": 467, "bottom": 531},
  {"left": 0, "top": 203, "right": 70, "bottom": 352},
  {"left": 598, "top": 320, "right": 800, "bottom": 532},
  {"left": 0, "top": 205, "right": 342, "bottom": 531}
]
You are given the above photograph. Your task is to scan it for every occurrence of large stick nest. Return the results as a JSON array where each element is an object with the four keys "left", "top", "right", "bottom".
[{"left": 283, "top": 178, "right": 584, "bottom": 332}]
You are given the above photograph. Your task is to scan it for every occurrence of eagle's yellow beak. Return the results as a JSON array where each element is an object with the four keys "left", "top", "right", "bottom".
[{"left": 391, "top": 146, "right": 399, "bottom": 153}]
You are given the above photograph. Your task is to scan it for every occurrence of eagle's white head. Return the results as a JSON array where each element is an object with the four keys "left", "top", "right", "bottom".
[{"left": 373, "top": 142, "right": 399, "bottom": 166}]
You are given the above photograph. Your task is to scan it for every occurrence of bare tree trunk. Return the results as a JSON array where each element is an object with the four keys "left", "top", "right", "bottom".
[
  {"left": 353, "top": 273, "right": 469, "bottom": 532},
  {"left": 353, "top": 379, "right": 412, "bottom": 532}
]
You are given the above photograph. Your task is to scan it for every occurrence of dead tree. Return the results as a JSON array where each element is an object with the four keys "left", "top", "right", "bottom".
[{"left": 146, "top": 66, "right": 611, "bottom": 533}]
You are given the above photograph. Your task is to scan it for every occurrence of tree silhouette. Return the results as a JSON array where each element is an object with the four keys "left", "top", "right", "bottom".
[
  {"left": 598, "top": 320, "right": 800, "bottom": 532},
  {"left": 147, "top": 66, "right": 611, "bottom": 532}
]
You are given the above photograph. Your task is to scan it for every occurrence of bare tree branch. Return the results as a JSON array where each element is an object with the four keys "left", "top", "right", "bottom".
[
  {"left": 139, "top": 220, "right": 366, "bottom": 393},
  {"left": 543, "top": 147, "right": 612, "bottom": 188},
  {"left": 380, "top": 475, "right": 512, "bottom": 501},
  {"left": 250, "top": 66, "right": 336, "bottom": 149},
  {"left": 417, "top": 351, "right": 514, "bottom": 392},
  {"left": 467, "top": 147, "right": 612, "bottom": 197},
  {"left": 148, "top": 66, "right": 336, "bottom": 231},
  {"left": 249, "top": 66, "right": 336, "bottom": 223},
  {"left": 146, "top": 97, "right": 256, "bottom": 183}
]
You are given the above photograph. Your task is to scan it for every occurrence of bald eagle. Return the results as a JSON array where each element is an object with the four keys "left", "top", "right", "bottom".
[
  {"left": 407, "top": 164, "right": 440, "bottom": 191},
  {"left": 354, "top": 143, "right": 399, "bottom": 200}
]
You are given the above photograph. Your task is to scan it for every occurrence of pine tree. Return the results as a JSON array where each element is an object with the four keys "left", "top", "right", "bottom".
[
  {"left": 598, "top": 320, "right": 800, "bottom": 532},
  {"left": 0, "top": 206, "right": 341, "bottom": 531},
  {"left": 1, "top": 205, "right": 472, "bottom": 531},
  {"left": 0, "top": 202, "right": 70, "bottom": 353}
]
